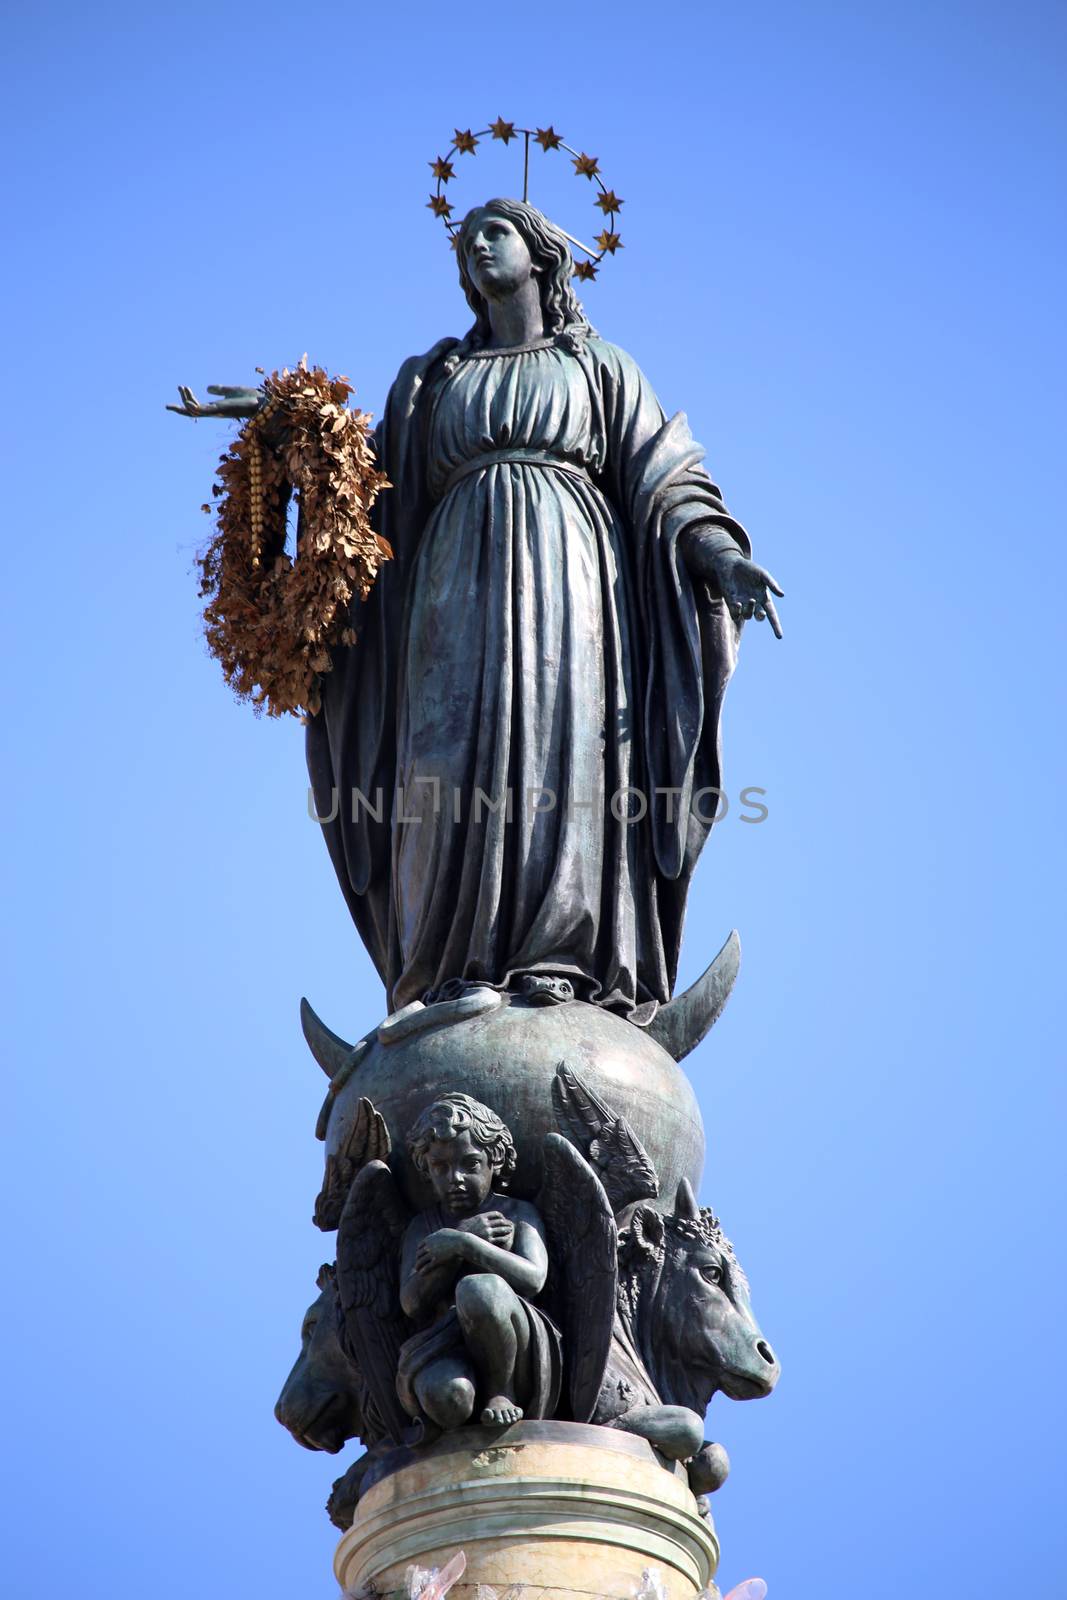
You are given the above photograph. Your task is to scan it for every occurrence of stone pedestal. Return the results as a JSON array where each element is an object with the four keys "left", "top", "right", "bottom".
[{"left": 333, "top": 1421, "right": 719, "bottom": 1600}]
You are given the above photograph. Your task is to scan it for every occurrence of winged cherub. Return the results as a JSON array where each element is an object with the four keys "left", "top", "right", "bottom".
[
  {"left": 397, "top": 1094, "right": 562, "bottom": 1429},
  {"left": 334, "top": 1088, "right": 617, "bottom": 1446}
]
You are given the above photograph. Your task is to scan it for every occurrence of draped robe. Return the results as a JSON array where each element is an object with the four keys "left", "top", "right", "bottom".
[{"left": 306, "top": 333, "right": 749, "bottom": 1017}]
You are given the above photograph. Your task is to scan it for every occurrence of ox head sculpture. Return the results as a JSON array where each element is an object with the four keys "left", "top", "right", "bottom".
[{"left": 618, "top": 1179, "right": 780, "bottom": 1417}]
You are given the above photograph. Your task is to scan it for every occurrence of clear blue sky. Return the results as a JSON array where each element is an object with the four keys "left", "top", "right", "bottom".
[{"left": 2, "top": 3, "right": 1064, "bottom": 1595}]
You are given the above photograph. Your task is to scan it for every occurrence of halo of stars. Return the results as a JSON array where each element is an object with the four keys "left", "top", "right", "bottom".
[{"left": 427, "top": 121, "right": 624, "bottom": 282}]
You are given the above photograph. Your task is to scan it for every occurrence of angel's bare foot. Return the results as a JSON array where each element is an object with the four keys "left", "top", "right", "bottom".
[{"left": 481, "top": 1397, "right": 524, "bottom": 1426}]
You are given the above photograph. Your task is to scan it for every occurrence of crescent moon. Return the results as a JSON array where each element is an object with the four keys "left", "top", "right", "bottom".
[
  {"left": 300, "top": 996, "right": 357, "bottom": 1079},
  {"left": 646, "top": 930, "right": 741, "bottom": 1063}
]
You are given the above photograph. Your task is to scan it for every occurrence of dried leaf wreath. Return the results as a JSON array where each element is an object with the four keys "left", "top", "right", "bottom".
[{"left": 197, "top": 363, "right": 391, "bottom": 718}]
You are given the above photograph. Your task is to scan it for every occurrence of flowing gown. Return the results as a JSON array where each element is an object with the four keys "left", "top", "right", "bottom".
[{"left": 306, "top": 333, "right": 750, "bottom": 1017}]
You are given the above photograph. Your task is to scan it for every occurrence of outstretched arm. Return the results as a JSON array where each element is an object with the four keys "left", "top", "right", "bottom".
[
  {"left": 594, "top": 340, "right": 785, "bottom": 640},
  {"left": 166, "top": 383, "right": 263, "bottom": 420}
]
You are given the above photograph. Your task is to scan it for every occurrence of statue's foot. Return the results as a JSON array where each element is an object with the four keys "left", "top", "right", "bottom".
[
  {"left": 518, "top": 974, "right": 575, "bottom": 1006},
  {"left": 481, "top": 1397, "right": 524, "bottom": 1426}
]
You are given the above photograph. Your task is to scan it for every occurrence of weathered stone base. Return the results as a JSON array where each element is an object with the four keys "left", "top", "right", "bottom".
[{"left": 333, "top": 1421, "right": 719, "bottom": 1600}]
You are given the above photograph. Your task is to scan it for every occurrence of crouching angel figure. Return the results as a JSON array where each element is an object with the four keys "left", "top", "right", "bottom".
[{"left": 335, "top": 1092, "right": 618, "bottom": 1440}]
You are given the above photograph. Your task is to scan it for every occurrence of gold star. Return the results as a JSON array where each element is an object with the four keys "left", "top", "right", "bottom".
[
  {"left": 572, "top": 152, "right": 600, "bottom": 180},
  {"left": 448, "top": 232, "right": 460, "bottom": 251},
  {"left": 489, "top": 117, "right": 516, "bottom": 143},
  {"left": 595, "top": 229, "right": 623, "bottom": 254},
  {"left": 595, "top": 189, "right": 624, "bottom": 214},
  {"left": 453, "top": 128, "right": 478, "bottom": 155},
  {"left": 573, "top": 260, "right": 598, "bottom": 281},
  {"left": 534, "top": 126, "right": 562, "bottom": 151},
  {"left": 430, "top": 156, "right": 455, "bottom": 182},
  {"left": 428, "top": 194, "right": 454, "bottom": 218}
]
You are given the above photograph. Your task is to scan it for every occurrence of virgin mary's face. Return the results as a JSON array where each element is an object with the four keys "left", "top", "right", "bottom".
[{"left": 464, "top": 209, "right": 535, "bottom": 300}]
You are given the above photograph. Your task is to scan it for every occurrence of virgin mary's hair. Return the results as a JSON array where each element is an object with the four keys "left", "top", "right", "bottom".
[
  {"left": 407, "top": 1092, "right": 518, "bottom": 1184},
  {"left": 455, "top": 198, "right": 593, "bottom": 351}
]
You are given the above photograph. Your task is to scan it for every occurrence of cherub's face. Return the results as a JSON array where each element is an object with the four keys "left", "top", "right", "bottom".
[{"left": 423, "top": 1128, "right": 495, "bottom": 1216}]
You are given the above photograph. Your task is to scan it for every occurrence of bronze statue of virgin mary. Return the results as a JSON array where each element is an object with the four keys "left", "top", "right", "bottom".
[
  {"left": 171, "top": 169, "right": 785, "bottom": 1573},
  {"left": 174, "top": 196, "right": 783, "bottom": 1020},
  {"left": 308, "top": 198, "right": 782, "bottom": 1018}
]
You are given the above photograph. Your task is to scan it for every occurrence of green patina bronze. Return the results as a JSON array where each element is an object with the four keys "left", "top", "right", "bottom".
[{"left": 171, "top": 195, "right": 783, "bottom": 1533}]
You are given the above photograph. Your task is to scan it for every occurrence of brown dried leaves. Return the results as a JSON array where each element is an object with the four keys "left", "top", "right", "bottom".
[{"left": 197, "top": 364, "right": 391, "bottom": 719}]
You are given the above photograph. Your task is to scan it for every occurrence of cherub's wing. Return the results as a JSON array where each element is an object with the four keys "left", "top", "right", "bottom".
[
  {"left": 604, "top": 1117, "right": 660, "bottom": 1207},
  {"left": 314, "top": 1096, "right": 393, "bottom": 1231},
  {"left": 552, "top": 1063, "right": 659, "bottom": 1212},
  {"left": 348, "top": 1095, "right": 392, "bottom": 1164},
  {"left": 538, "top": 1132, "right": 618, "bottom": 1423},
  {"left": 335, "top": 1159, "right": 411, "bottom": 1442},
  {"left": 551, "top": 1059, "right": 612, "bottom": 1142}
]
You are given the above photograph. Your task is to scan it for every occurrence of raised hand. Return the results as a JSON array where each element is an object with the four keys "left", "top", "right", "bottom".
[{"left": 166, "top": 383, "right": 263, "bottom": 420}]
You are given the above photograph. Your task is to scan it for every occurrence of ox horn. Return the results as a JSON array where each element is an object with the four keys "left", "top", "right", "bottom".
[
  {"left": 300, "top": 997, "right": 357, "bottom": 1079},
  {"left": 646, "top": 930, "right": 740, "bottom": 1063},
  {"left": 675, "top": 1178, "right": 701, "bottom": 1219}
]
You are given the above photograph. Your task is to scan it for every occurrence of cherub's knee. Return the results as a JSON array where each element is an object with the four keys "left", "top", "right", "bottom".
[
  {"left": 456, "top": 1272, "right": 510, "bottom": 1325},
  {"left": 420, "top": 1372, "right": 474, "bottom": 1429}
]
